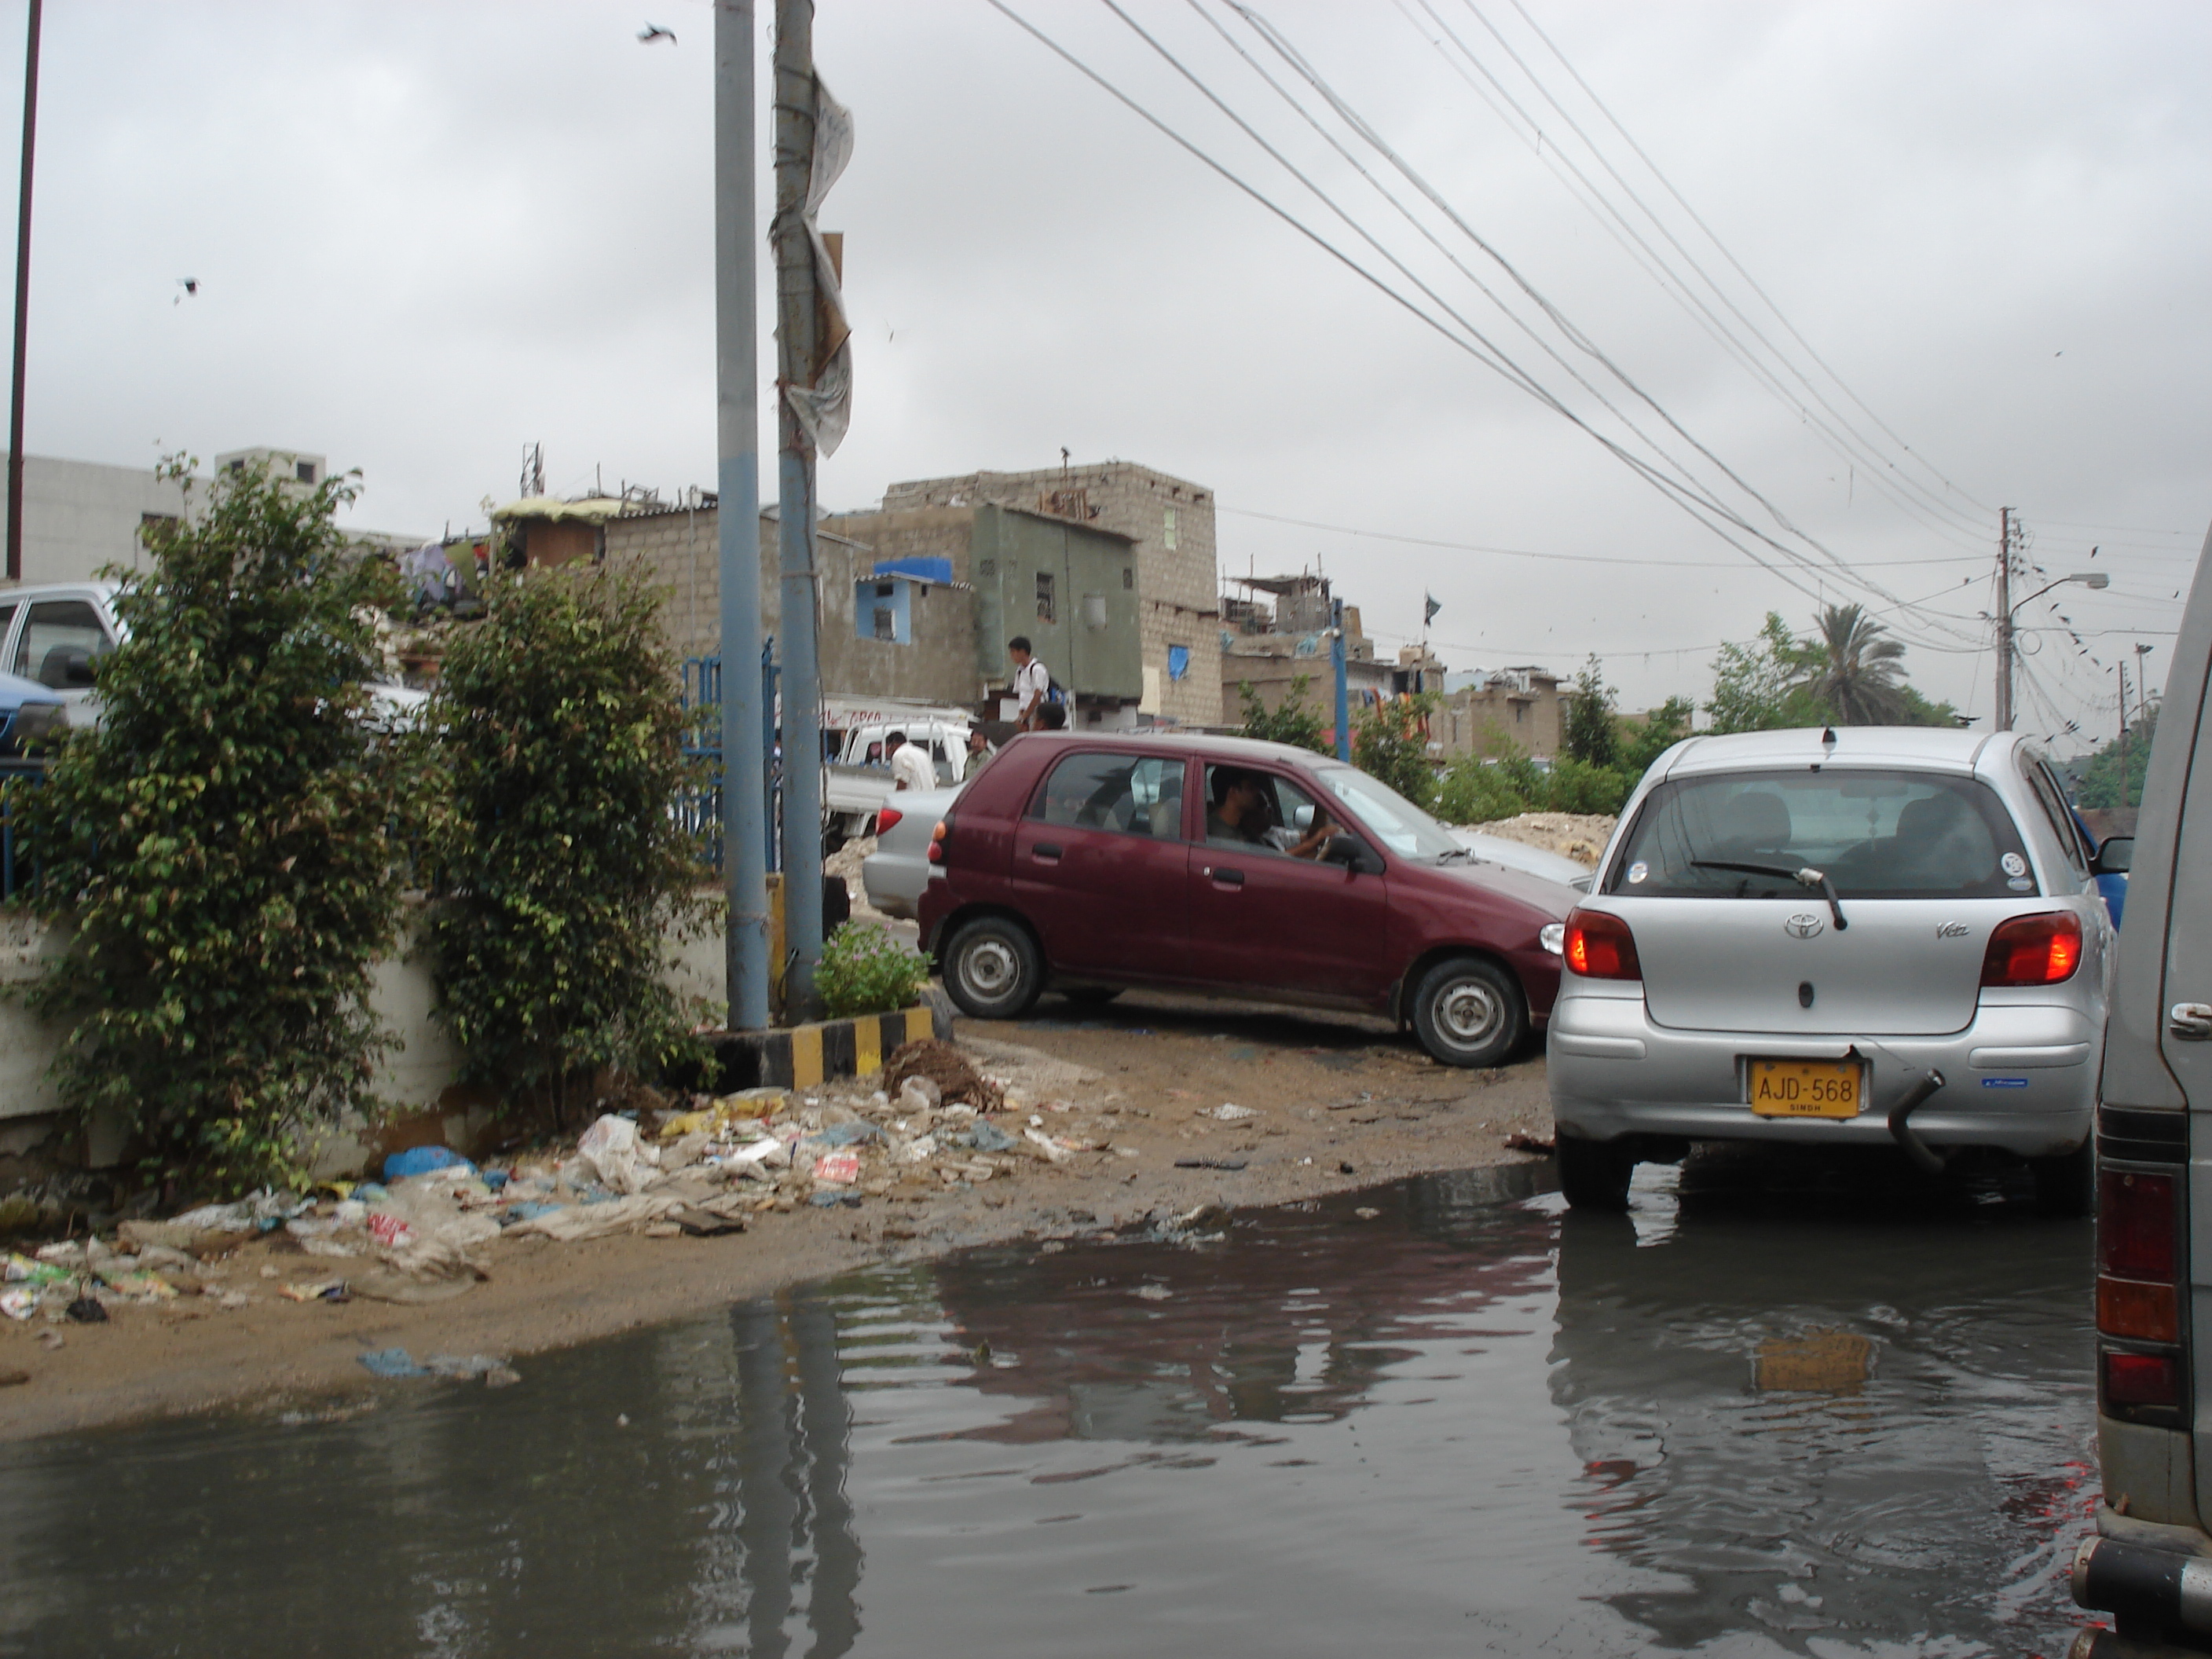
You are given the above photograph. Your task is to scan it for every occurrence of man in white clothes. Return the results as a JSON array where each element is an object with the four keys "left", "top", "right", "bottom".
[
  {"left": 886, "top": 731, "right": 936, "bottom": 793},
  {"left": 1009, "top": 635, "right": 1050, "bottom": 732}
]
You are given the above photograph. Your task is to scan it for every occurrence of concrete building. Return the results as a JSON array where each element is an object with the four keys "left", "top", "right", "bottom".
[
  {"left": 879, "top": 461, "right": 1220, "bottom": 727},
  {"left": 1219, "top": 573, "right": 1449, "bottom": 731},
  {"left": 0, "top": 452, "right": 187, "bottom": 586},
  {"left": 1435, "top": 665, "right": 1568, "bottom": 760}
]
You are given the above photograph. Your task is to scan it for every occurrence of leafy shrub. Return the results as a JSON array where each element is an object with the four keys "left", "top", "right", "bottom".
[
  {"left": 816, "top": 921, "right": 929, "bottom": 1018},
  {"left": 1544, "top": 757, "right": 1639, "bottom": 816},
  {"left": 423, "top": 561, "right": 712, "bottom": 1121},
  {"left": 20, "top": 464, "right": 416, "bottom": 1192},
  {"left": 1236, "top": 674, "right": 1333, "bottom": 754},
  {"left": 1353, "top": 694, "right": 1438, "bottom": 811},
  {"left": 1433, "top": 755, "right": 1528, "bottom": 826}
]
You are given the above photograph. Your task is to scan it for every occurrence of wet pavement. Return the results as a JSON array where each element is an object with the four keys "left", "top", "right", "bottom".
[{"left": 0, "top": 1152, "right": 2095, "bottom": 1658}]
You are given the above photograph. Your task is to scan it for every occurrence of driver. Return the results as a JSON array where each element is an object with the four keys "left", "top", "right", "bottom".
[{"left": 1207, "top": 767, "right": 1338, "bottom": 859}]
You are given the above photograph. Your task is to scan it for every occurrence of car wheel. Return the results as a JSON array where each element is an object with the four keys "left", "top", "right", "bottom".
[
  {"left": 943, "top": 917, "right": 1044, "bottom": 1020},
  {"left": 2031, "top": 1138, "right": 2094, "bottom": 1218},
  {"left": 1557, "top": 1135, "right": 1635, "bottom": 1211},
  {"left": 1060, "top": 986, "right": 1122, "bottom": 1007},
  {"left": 1409, "top": 956, "right": 1525, "bottom": 1068}
]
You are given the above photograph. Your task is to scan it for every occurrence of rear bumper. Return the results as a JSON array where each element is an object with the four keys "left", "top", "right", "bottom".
[
  {"left": 1547, "top": 991, "right": 2095, "bottom": 1158},
  {"left": 2074, "top": 1516, "right": 2212, "bottom": 1653}
]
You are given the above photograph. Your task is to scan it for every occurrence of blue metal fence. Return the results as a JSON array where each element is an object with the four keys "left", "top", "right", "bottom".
[
  {"left": 679, "top": 641, "right": 782, "bottom": 876},
  {"left": 1, "top": 761, "right": 43, "bottom": 903}
]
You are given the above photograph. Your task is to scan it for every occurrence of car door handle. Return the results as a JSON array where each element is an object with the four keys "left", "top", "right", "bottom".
[
  {"left": 2171, "top": 1002, "right": 2212, "bottom": 1041},
  {"left": 1031, "top": 843, "right": 1063, "bottom": 864},
  {"left": 1207, "top": 866, "right": 1244, "bottom": 888}
]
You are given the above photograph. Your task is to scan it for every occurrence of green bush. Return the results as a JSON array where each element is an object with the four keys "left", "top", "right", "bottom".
[
  {"left": 1236, "top": 674, "right": 1332, "bottom": 754},
  {"left": 1353, "top": 694, "right": 1438, "bottom": 811},
  {"left": 423, "top": 561, "right": 712, "bottom": 1121},
  {"left": 20, "top": 464, "right": 416, "bottom": 1192},
  {"left": 1544, "top": 757, "right": 1639, "bottom": 816},
  {"left": 816, "top": 921, "right": 930, "bottom": 1018},
  {"left": 1434, "top": 756, "right": 1529, "bottom": 825}
]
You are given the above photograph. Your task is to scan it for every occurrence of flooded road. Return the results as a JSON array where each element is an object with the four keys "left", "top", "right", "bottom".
[{"left": 0, "top": 1156, "right": 2095, "bottom": 1657}]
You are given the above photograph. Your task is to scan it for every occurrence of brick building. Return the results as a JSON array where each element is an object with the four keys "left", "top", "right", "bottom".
[
  {"left": 1435, "top": 666, "right": 1568, "bottom": 760},
  {"left": 880, "top": 461, "right": 1221, "bottom": 727}
]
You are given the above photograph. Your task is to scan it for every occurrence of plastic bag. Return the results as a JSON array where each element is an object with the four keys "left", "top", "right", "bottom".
[{"left": 578, "top": 1114, "right": 659, "bottom": 1196}]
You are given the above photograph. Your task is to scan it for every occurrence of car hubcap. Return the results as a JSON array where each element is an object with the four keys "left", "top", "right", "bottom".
[
  {"left": 961, "top": 938, "right": 1020, "bottom": 1001},
  {"left": 1436, "top": 979, "right": 1502, "bottom": 1047}
]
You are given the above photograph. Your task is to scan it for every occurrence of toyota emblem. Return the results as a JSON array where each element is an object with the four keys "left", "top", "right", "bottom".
[{"left": 1784, "top": 913, "right": 1824, "bottom": 939}]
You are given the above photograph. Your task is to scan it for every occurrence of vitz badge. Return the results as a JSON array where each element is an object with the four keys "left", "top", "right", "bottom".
[
  {"left": 1936, "top": 921, "right": 1971, "bottom": 939},
  {"left": 1784, "top": 914, "right": 1824, "bottom": 939}
]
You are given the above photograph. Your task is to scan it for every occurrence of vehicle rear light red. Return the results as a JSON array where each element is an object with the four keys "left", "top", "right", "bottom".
[
  {"left": 1563, "top": 908, "right": 1641, "bottom": 980},
  {"left": 2100, "top": 1169, "right": 2177, "bottom": 1281},
  {"left": 874, "top": 806, "right": 903, "bottom": 836},
  {"left": 1979, "top": 911, "right": 2082, "bottom": 986},
  {"left": 925, "top": 819, "right": 948, "bottom": 865},
  {"left": 2098, "top": 1278, "right": 2180, "bottom": 1343},
  {"left": 2103, "top": 1350, "right": 2182, "bottom": 1410}
]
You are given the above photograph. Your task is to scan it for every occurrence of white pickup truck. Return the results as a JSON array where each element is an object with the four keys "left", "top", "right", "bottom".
[{"left": 821, "top": 701, "right": 973, "bottom": 846}]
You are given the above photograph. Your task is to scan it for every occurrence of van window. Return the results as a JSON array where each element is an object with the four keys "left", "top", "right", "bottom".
[
  {"left": 1609, "top": 769, "right": 2034, "bottom": 900},
  {"left": 15, "top": 600, "right": 110, "bottom": 687},
  {"left": 1032, "top": 753, "right": 1185, "bottom": 838}
]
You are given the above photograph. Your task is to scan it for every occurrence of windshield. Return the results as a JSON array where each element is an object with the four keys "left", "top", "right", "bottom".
[
  {"left": 1313, "top": 765, "right": 1459, "bottom": 859},
  {"left": 1606, "top": 768, "right": 2035, "bottom": 901}
]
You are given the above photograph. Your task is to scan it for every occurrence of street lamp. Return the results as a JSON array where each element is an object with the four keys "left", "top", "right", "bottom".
[{"left": 1997, "top": 571, "right": 2108, "bottom": 731}]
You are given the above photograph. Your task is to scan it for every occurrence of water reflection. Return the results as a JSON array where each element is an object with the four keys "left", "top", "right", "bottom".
[{"left": 0, "top": 1158, "right": 2097, "bottom": 1657}]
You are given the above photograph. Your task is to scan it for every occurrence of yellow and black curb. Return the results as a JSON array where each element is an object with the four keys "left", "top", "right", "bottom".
[{"left": 705, "top": 991, "right": 954, "bottom": 1091}]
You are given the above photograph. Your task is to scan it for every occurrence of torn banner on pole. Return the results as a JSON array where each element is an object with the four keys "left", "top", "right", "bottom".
[{"left": 786, "top": 75, "right": 853, "bottom": 456}]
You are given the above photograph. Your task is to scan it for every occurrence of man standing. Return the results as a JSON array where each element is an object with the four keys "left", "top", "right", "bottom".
[
  {"left": 1009, "top": 636, "right": 1050, "bottom": 732},
  {"left": 961, "top": 725, "right": 994, "bottom": 781},
  {"left": 885, "top": 731, "right": 936, "bottom": 793}
]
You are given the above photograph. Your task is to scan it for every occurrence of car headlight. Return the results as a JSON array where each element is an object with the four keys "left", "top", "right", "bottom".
[{"left": 1540, "top": 922, "right": 1566, "bottom": 956}]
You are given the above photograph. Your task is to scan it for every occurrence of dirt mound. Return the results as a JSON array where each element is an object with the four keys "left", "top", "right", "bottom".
[
  {"left": 884, "top": 1039, "right": 1005, "bottom": 1113},
  {"left": 1467, "top": 812, "right": 1616, "bottom": 869}
]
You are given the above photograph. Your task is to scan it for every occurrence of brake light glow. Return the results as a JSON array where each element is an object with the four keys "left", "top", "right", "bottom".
[
  {"left": 2103, "top": 1350, "right": 2182, "bottom": 1411},
  {"left": 874, "top": 807, "right": 903, "bottom": 836},
  {"left": 1563, "top": 908, "right": 1641, "bottom": 980},
  {"left": 1979, "top": 910, "right": 2082, "bottom": 986},
  {"left": 925, "top": 820, "right": 949, "bottom": 865}
]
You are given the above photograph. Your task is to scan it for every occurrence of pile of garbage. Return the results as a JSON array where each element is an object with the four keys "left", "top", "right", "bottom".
[{"left": 1, "top": 1042, "right": 1122, "bottom": 1325}]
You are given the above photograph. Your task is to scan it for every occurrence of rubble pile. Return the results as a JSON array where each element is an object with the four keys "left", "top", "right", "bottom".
[
  {"left": 0, "top": 1041, "right": 1135, "bottom": 1329},
  {"left": 1466, "top": 811, "right": 1617, "bottom": 868}
]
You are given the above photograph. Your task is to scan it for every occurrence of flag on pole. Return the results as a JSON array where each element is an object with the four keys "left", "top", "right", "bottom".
[{"left": 1423, "top": 591, "right": 1441, "bottom": 625}]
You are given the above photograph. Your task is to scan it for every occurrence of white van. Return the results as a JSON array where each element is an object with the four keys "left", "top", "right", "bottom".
[{"left": 2069, "top": 517, "right": 2212, "bottom": 1654}]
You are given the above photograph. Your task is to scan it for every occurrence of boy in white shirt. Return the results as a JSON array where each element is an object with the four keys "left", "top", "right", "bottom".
[
  {"left": 886, "top": 731, "right": 936, "bottom": 793},
  {"left": 1009, "top": 636, "right": 1050, "bottom": 731}
]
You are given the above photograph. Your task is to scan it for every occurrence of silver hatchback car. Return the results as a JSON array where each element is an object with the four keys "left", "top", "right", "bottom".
[{"left": 1548, "top": 726, "right": 2126, "bottom": 1212}]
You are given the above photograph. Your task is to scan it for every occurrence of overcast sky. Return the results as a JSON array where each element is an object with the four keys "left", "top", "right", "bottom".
[{"left": 9, "top": 1, "right": 2208, "bottom": 747}]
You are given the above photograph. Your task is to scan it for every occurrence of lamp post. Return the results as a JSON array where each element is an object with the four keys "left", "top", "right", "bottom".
[{"left": 1996, "top": 571, "right": 2108, "bottom": 732}]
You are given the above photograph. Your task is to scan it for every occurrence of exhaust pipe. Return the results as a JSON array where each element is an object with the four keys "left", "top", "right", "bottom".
[
  {"left": 1886, "top": 1068, "right": 1949, "bottom": 1174},
  {"left": 2073, "top": 1535, "right": 2212, "bottom": 1645}
]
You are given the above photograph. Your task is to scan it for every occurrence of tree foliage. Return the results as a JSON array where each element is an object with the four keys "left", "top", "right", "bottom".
[
  {"left": 2073, "top": 705, "right": 2159, "bottom": 809},
  {"left": 423, "top": 561, "right": 712, "bottom": 1120},
  {"left": 1562, "top": 656, "right": 1621, "bottom": 767},
  {"left": 1798, "top": 602, "right": 1911, "bottom": 724},
  {"left": 1236, "top": 673, "right": 1332, "bottom": 754},
  {"left": 1432, "top": 742, "right": 1640, "bottom": 823},
  {"left": 1353, "top": 694, "right": 1437, "bottom": 809},
  {"left": 20, "top": 465, "right": 416, "bottom": 1192},
  {"left": 816, "top": 920, "right": 929, "bottom": 1018},
  {"left": 1622, "top": 695, "right": 1695, "bottom": 773}
]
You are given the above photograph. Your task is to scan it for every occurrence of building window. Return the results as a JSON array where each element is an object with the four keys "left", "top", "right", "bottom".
[
  {"left": 137, "top": 511, "right": 178, "bottom": 547},
  {"left": 226, "top": 460, "right": 244, "bottom": 475},
  {"left": 1036, "top": 571, "right": 1056, "bottom": 623},
  {"left": 1122, "top": 566, "right": 1133, "bottom": 590},
  {"left": 978, "top": 557, "right": 996, "bottom": 578},
  {"left": 1163, "top": 505, "right": 1177, "bottom": 551},
  {"left": 295, "top": 460, "right": 317, "bottom": 484}
]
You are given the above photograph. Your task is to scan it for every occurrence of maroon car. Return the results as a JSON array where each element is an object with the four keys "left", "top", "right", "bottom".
[{"left": 914, "top": 733, "right": 1573, "bottom": 1068}]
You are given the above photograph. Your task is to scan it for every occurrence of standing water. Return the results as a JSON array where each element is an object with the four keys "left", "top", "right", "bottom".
[{"left": 0, "top": 1159, "right": 2094, "bottom": 1657}]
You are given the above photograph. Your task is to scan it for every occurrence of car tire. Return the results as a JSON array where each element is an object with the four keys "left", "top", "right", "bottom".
[
  {"left": 1060, "top": 986, "right": 1122, "bottom": 1007},
  {"left": 2031, "top": 1138, "right": 2094, "bottom": 1218},
  {"left": 1557, "top": 1135, "right": 1635, "bottom": 1211},
  {"left": 1409, "top": 956, "right": 1525, "bottom": 1069},
  {"left": 943, "top": 917, "right": 1044, "bottom": 1020}
]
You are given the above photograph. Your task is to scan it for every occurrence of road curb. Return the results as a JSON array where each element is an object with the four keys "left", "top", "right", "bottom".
[{"left": 706, "top": 988, "right": 955, "bottom": 1090}]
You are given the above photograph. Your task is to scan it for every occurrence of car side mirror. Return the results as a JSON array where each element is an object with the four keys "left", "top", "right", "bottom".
[
  {"left": 1322, "top": 834, "right": 1378, "bottom": 873},
  {"left": 2092, "top": 836, "right": 2133, "bottom": 876},
  {"left": 39, "top": 644, "right": 97, "bottom": 689}
]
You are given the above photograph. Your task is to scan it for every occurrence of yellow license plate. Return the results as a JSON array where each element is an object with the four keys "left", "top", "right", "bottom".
[{"left": 1747, "top": 1059, "right": 1862, "bottom": 1119}]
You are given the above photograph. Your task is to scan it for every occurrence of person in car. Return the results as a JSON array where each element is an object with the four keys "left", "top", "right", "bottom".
[
  {"left": 1206, "top": 767, "right": 1338, "bottom": 859},
  {"left": 961, "top": 725, "right": 994, "bottom": 780},
  {"left": 886, "top": 731, "right": 936, "bottom": 793}
]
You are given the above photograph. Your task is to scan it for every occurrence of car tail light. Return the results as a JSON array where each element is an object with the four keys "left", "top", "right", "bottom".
[
  {"left": 1563, "top": 908, "right": 1640, "bottom": 980},
  {"left": 2104, "top": 1350, "right": 2183, "bottom": 1411},
  {"left": 2099, "top": 1165, "right": 2188, "bottom": 1419},
  {"left": 925, "top": 820, "right": 949, "bottom": 865},
  {"left": 874, "top": 806, "right": 903, "bottom": 836},
  {"left": 1980, "top": 911, "right": 2082, "bottom": 986}
]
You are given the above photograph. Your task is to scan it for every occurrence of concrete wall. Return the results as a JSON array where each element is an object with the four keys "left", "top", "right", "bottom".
[
  {"left": 0, "top": 454, "right": 187, "bottom": 588},
  {"left": 1, "top": 907, "right": 723, "bottom": 1128},
  {"left": 967, "top": 506, "right": 1141, "bottom": 702},
  {"left": 1436, "top": 676, "right": 1566, "bottom": 761},
  {"left": 607, "top": 506, "right": 980, "bottom": 707},
  {"left": 881, "top": 461, "right": 1222, "bottom": 727}
]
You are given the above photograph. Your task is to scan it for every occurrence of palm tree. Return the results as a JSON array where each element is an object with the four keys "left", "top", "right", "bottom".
[{"left": 1796, "top": 602, "right": 1910, "bottom": 724}]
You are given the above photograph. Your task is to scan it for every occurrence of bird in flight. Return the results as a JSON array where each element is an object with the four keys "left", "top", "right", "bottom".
[
  {"left": 174, "top": 277, "right": 198, "bottom": 306},
  {"left": 638, "top": 24, "right": 676, "bottom": 44}
]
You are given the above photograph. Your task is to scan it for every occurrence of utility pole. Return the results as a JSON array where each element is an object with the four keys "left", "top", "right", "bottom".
[
  {"left": 773, "top": 0, "right": 825, "bottom": 1016},
  {"left": 1331, "top": 595, "right": 1350, "bottom": 761},
  {"left": 2118, "top": 659, "right": 2131, "bottom": 806},
  {"left": 1994, "top": 507, "right": 2015, "bottom": 732},
  {"left": 716, "top": 0, "right": 772, "bottom": 1031},
  {"left": 6, "top": 0, "right": 41, "bottom": 583}
]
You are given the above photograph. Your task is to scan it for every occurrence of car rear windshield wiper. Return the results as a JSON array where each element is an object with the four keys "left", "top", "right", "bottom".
[
  {"left": 1690, "top": 859, "right": 1849, "bottom": 932},
  {"left": 1434, "top": 847, "right": 1474, "bottom": 863}
]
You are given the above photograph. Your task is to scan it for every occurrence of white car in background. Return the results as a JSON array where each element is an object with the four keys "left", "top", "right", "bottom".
[
  {"left": 1447, "top": 828, "right": 1593, "bottom": 892},
  {"left": 862, "top": 782, "right": 964, "bottom": 918}
]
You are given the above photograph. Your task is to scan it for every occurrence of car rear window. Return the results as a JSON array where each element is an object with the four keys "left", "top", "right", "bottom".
[{"left": 1606, "top": 768, "right": 2035, "bottom": 901}]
